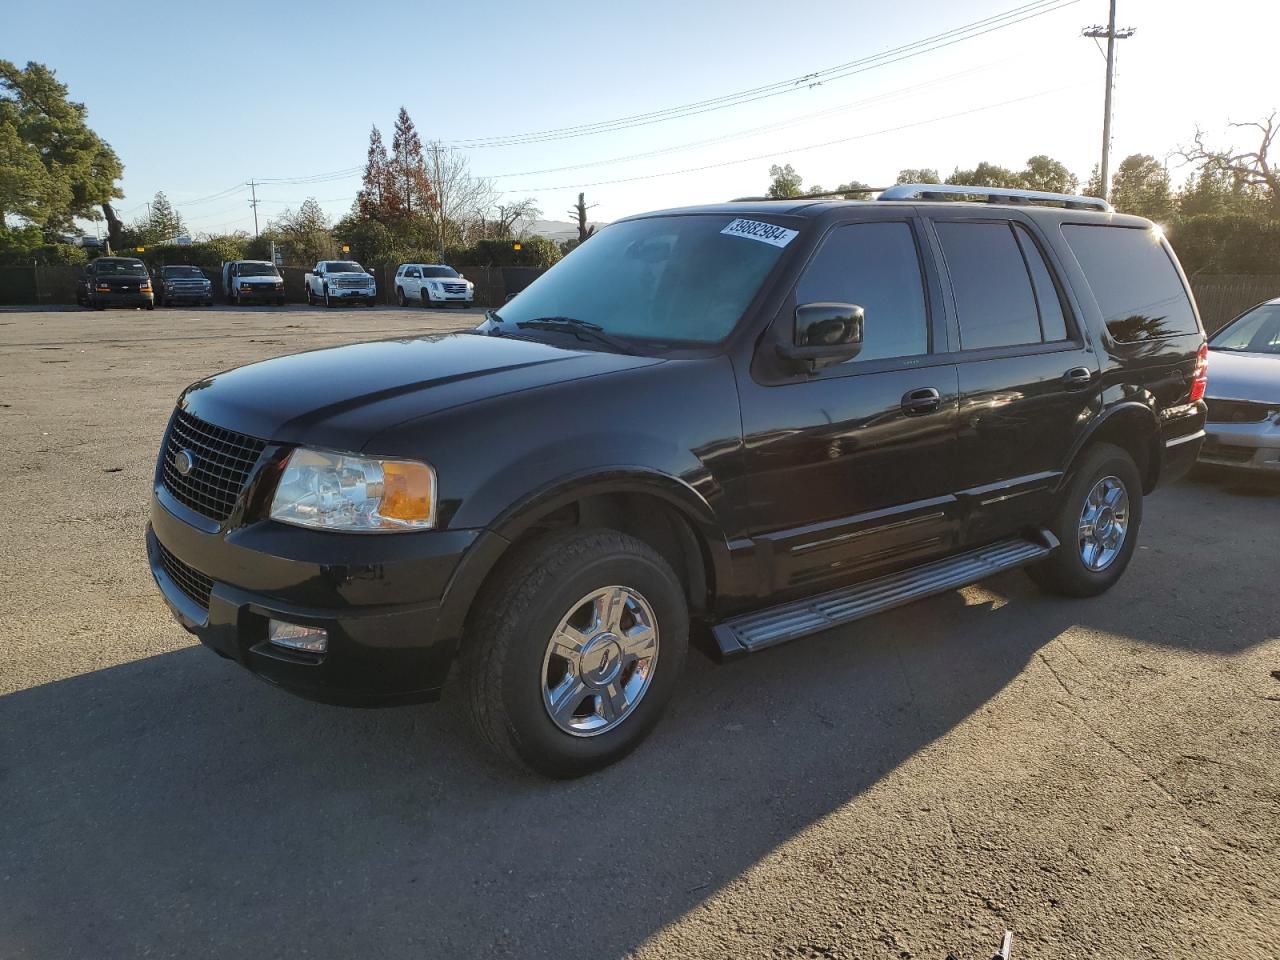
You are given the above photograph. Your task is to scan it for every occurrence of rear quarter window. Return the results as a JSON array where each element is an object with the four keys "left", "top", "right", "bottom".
[{"left": 1062, "top": 224, "right": 1199, "bottom": 342}]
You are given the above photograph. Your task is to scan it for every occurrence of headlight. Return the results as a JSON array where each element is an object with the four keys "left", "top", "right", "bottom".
[{"left": 269, "top": 447, "right": 436, "bottom": 532}]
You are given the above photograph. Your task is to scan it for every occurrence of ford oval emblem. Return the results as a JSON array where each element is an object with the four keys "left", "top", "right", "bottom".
[{"left": 174, "top": 449, "right": 196, "bottom": 476}]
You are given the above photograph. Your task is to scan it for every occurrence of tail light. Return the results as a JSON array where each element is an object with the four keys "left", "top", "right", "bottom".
[{"left": 1189, "top": 343, "right": 1208, "bottom": 403}]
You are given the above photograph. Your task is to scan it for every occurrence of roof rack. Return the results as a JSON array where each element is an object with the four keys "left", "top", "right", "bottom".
[
  {"left": 878, "top": 183, "right": 1112, "bottom": 212},
  {"left": 729, "top": 187, "right": 883, "bottom": 202}
]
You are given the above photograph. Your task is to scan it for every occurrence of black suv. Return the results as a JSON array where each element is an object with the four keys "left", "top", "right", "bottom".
[
  {"left": 147, "top": 186, "right": 1208, "bottom": 777},
  {"left": 84, "top": 257, "right": 154, "bottom": 310}
]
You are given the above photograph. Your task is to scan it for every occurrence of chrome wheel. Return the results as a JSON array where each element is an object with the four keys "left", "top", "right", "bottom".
[
  {"left": 1078, "top": 475, "right": 1129, "bottom": 571},
  {"left": 541, "top": 585, "right": 659, "bottom": 737}
]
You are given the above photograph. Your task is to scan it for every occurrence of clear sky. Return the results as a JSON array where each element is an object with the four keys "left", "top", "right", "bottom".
[{"left": 4, "top": 0, "right": 1276, "bottom": 235}]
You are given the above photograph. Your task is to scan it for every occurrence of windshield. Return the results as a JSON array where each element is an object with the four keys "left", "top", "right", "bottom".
[
  {"left": 95, "top": 260, "right": 147, "bottom": 277},
  {"left": 162, "top": 266, "right": 204, "bottom": 279},
  {"left": 422, "top": 266, "right": 459, "bottom": 278},
  {"left": 239, "top": 263, "right": 279, "bottom": 277},
  {"left": 1209, "top": 304, "right": 1280, "bottom": 355},
  {"left": 326, "top": 261, "right": 365, "bottom": 273},
  {"left": 496, "top": 214, "right": 795, "bottom": 343}
]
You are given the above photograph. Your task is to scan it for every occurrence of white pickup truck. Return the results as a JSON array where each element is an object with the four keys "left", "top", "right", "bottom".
[
  {"left": 304, "top": 260, "right": 377, "bottom": 307},
  {"left": 222, "top": 260, "right": 285, "bottom": 306}
]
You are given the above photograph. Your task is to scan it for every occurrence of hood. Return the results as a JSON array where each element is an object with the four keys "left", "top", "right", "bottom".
[
  {"left": 179, "top": 332, "right": 662, "bottom": 451},
  {"left": 1205, "top": 349, "right": 1280, "bottom": 404}
]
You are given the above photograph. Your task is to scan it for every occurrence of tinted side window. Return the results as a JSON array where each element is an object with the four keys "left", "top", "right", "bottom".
[
  {"left": 935, "top": 221, "right": 1041, "bottom": 350},
  {"left": 795, "top": 221, "right": 928, "bottom": 363},
  {"left": 1062, "top": 224, "right": 1199, "bottom": 341},
  {"left": 1013, "top": 223, "right": 1069, "bottom": 342}
]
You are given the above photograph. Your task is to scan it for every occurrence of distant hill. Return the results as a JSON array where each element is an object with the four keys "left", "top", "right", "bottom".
[{"left": 526, "top": 218, "right": 607, "bottom": 241}]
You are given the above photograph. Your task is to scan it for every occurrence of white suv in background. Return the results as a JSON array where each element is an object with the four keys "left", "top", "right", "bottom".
[{"left": 394, "top": 264, "right": 474, "bottom": 308}]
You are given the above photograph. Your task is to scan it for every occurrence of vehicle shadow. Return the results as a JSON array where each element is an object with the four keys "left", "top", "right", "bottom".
[
  {"left": 6, "top": 541, "right": 1272, "bottom": 960},
  {"left": 0, "top": 579, "right": 1061, "bottom": 959}
]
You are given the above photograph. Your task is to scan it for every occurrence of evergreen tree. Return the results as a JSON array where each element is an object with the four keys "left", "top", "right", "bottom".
[
  {"left": 1109, "top": 154, "right": 1174, "bottom": 222},
  {"left": 388, "top": 106, "right": 435, "bottom": 220},
  {"left": 0, "top": 59, "right": 123, "bottom": 240},
  {"left": 357, "top": 124, "right": 394, "bottom": 221}
]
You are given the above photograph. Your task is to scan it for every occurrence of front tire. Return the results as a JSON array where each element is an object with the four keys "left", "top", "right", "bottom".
[
  {"left": 395, "top": 286, "right": 406, "bottom": 307},
  {"left": 323, "top": 286, "right": 333, "bottom": 308},
  {"left": 461, "top": 528, "right": 688, "bottom": 778},
  {"left": 1027, "top": 442, "right": 1143, "bottom": 597},
  {"left": 420, "top": 289, "right": 432, "bottom": 309}
]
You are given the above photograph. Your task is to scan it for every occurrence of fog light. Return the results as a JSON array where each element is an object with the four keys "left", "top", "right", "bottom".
[{"left": 268, "top": 619, "right": 328, "bottom": 654}]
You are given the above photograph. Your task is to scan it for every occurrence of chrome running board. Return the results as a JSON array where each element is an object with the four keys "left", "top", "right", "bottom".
[{"left": 713, "top": 533, "right": 1058, "bottom": 656}]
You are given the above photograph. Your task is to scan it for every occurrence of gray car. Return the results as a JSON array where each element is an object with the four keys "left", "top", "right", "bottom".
[{"left": 1198, "top": 298, "right": 1280, "bottom": 473}]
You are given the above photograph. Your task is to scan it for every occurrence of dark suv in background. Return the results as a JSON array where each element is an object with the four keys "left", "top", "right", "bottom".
[
  {"left": 83, "top": 257, "right": 154, "bottom": 310},
  {"left": 146, "top": 184, "right": 1207, "bottom": 777},
  {"left": 154, "top": 264, "right": 214, "bottom": 306}
]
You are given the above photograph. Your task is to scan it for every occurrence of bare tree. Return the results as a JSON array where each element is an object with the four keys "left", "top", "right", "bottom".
[
  {"left": 568, "top": 192, "right": 596, "bottom": 242},
  {"left": 493, "top": 197, "right": 541, "bottom": 238},
  {"left": 424, "top": 140, "right": 500, "bottom": 248},
  {"left": 1176, "top": 112, "right": 1280, "bottom": 219}
]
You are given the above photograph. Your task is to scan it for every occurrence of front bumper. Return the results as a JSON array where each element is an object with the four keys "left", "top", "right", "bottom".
[
  {"left": 425, "top": 289, "right": 473, "bottom": 303},
  {"left": 1200, "top": 419, "right": 1280, "bottom": 472},
  {"left": 147, "top": 490, "right": 502, "bottom": 706},
  {"left": 328, "top": 286, "right": 376, "bottom": 299},
  {"left": 164, "top": 286, "right": 213, "bottom": 302},
  {"left": 93, "top": 291, "right": 153, "bottom": 307},
  {"left": 236, "top": 284, "right": 284, "bottom": 300}
]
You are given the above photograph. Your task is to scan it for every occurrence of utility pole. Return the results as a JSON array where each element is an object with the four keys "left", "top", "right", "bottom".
[
  {"left": 247, "top": 179, "right": 260, "bottom": 238},
  {"left": 1082, "top": 3, "right": 1135, "bottom": 202},
  {"left": 431, "top": 144, "right": 444, "bottom": 262}
]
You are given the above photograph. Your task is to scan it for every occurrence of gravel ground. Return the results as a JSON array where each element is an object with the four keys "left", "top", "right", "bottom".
[{"left": 1, "top": 307, "right": 1277, "bottom": 960}]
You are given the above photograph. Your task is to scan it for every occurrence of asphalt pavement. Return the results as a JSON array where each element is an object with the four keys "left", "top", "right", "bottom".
[{"left": 1, "top": 307, "right": 1276, "bottom": 959}]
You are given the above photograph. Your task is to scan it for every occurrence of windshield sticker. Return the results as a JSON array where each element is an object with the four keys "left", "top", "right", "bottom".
[{"left": 721, "top": 218, "right": 798, "bottom": 248}]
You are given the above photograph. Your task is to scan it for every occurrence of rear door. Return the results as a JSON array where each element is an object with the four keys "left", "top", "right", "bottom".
[
  {"left": 737, "top": 210, "right": 962, "bottom": 595},
  {"left": 924, "top": 213, "right": 1099, "bottom": 544}
]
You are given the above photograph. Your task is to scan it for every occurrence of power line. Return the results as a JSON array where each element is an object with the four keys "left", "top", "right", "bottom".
[
  {"left": 447, "top": 0, "right": 1080, "bottom": 148},
  {"left": 483, "top": 60, "right": 1017, "bottom": 181},
  {"left": 492, "top": 85, "right": 1082, "bottom": 195}
]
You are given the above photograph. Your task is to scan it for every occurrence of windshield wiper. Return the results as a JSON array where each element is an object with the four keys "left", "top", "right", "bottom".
[{"left": 514, "top": 316, "right": 636, "bottom": 354}]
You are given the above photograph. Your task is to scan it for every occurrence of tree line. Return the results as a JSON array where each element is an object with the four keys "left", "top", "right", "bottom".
[
  {"left": 3, "top": 56, "right": 1277, "bottom": 277},
  {"left": 764, "top": 118, "right": 1280, "bottom": 275}
]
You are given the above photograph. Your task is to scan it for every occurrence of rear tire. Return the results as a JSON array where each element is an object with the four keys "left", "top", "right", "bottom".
[
  {"left": 1026, "top": 442, "right": 1143, "bottom": 597},
  {"left": 461, "top": 528, "right": 688, "bottom": 778}
]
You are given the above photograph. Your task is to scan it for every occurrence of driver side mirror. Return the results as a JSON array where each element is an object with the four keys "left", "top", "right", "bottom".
[{"left": 777, "top": 302, "right": 865, "bottom": 372}]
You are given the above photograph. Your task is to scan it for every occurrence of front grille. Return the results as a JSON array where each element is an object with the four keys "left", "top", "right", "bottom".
[
  {"left": 442, "top": 282, "right": 467, "bottom": 294},
  {"left": 161, "top": 409, "right": 266, "bottom": 521},
  {"left": 336, "top": 277, "right": 371, "bottom": 288},
  {"left": 1205, "top": 399, "right": 1272, "bottom": 423},
  {"left": 156, "top": 540, "right": 214, "bottom": 610}
]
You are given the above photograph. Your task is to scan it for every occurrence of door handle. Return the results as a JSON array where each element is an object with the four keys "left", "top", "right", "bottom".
[
  {"left": 901, "top": 387, "right": 942, "bottom": 416},
  {"left": 1062, "top": 366, "right": 1095, "bottom": 390}
]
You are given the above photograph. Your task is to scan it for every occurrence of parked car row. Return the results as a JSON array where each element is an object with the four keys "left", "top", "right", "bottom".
[{"left": 77, "top": 257, "right": 477, "bottom": 310}]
